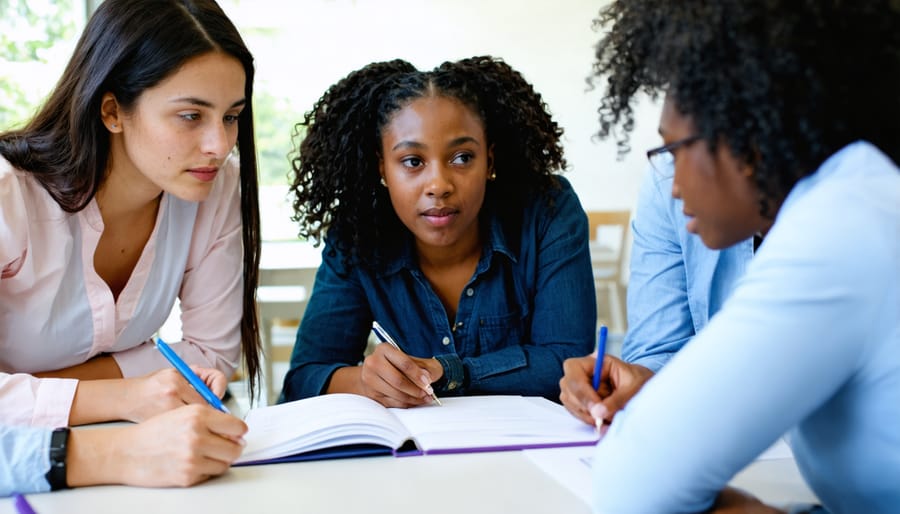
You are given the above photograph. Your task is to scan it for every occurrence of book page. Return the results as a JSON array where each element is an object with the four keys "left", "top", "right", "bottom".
[
  {"left": 236, "top": 393, "right": 411, "bottom": 464},
  {"left": 390, "top": 396, "right": 599, "bottom": 453}
]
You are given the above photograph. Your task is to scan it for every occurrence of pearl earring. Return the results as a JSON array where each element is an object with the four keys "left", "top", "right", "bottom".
[{"left": 380, "top": 177, "right": 387, "bottom": 187}]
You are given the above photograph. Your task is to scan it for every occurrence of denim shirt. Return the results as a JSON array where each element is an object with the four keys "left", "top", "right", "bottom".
[
  {"left": 622, "top": 168, "right": 754, "bottom": 372},
  {"left": 282, "top": 177, "right": 596, "bottom": 402}
]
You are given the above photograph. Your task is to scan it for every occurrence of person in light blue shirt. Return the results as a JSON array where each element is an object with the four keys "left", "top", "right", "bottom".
[
  {"left": 0, "top": 426, "right": 50, "bottom": 496},
  {"left": 281, "top": 57, "right": 596, "bottom": 407},
  {"left": 559, "top": 167, "right": 754, "bottom": 425},
  {"left": 582, "top": 1, "right": 900, "bottom": 512},
  {"left": 620, "top": 170, "right": 752, "bottom": 373}
]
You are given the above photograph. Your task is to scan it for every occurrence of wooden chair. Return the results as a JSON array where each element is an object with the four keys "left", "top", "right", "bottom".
[
  {"left": 257, "top": 266, "right": 318, "bottom": 405},
  {"left": 585, "top": 210, "right": 632, "bottom": 334}
]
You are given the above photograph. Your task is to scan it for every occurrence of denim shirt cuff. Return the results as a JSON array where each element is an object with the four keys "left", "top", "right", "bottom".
[{"left": 433, "top": 353, "right": 466, "bottom": 393}]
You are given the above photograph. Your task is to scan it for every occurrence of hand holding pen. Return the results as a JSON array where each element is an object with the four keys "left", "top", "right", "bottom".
[
  {"left": 155, "top": 338, "right": 230, "bottom": 413},
  {"left": 559, "top": 325, "right": 656, "bottom": 432},
  {"left": 560, "top": 326, "right": 653, "bottom": 432},
  {"left": 362, "top": 321, "right": 443, "bottom": 407}
]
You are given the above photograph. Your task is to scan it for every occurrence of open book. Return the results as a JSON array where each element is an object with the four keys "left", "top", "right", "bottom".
[{"left": 235, "top": 394, "right": 600, "bottom": 465}]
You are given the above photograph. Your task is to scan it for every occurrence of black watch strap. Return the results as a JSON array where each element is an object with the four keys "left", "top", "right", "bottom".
[{"left": 45, "top": 427, "right": 70, "bottom": 491}]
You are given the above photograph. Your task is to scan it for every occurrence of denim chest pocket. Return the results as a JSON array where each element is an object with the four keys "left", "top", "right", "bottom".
[{"left": 475, "top": 310, "right": 526, "bottom": 354}]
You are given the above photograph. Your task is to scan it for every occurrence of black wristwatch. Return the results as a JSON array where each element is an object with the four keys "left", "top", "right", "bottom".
[{"left": 45, "top": 427, "right": 70, "bottom": 490}]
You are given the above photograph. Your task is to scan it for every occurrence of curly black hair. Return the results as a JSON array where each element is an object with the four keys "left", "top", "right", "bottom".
[
  {"left": 591, "top": 0, "right": 900, "bottom": 216},
  {"left": 288, "top": 56, "right": 566, "bottom": 268}
]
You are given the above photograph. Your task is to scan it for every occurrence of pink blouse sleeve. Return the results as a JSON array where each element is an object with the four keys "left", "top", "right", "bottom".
[
  {"left": 0, "top": 374, "right": 78, "bottom": 427},
  {"left": 1, "top": 162, "right": 78, "bottom": 427}
]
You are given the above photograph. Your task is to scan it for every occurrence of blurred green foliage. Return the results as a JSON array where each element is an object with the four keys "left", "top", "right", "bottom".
[
  {"left": 0, "top": 0, "right": 302, "bottom": 187},
  {"left": 0, "top": 0, "right": 77, "bottom": 130}
]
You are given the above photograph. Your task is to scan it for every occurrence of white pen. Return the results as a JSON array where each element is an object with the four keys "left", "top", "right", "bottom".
[{"left": 371, "top": 321, "right": 442, "bottom": 406}]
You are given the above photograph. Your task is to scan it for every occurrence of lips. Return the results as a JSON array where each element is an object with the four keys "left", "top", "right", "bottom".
[
  {"left": 683, "top": 210, "right": 698, "bottom": 234},
  {"left": 421, "top": 207, "right": 459, "bottom": 217},
  {"left": 421, "top": 206, "right": 459, "bottom": 228},
  {"left": 188, "top": 166, "right": 219, "bottom": 183}
]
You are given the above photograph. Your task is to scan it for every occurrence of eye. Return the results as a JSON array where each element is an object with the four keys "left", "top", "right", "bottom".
[
  {"left": 451, "top": 152, "right": 474, "bottom": 165},
  {"left": 179, "top": 112, "right": 201, "bottom": 122},
  {"left": 401, "top": 156, "right": 424, "bottom": 168},
  {"left": 224, "top": 113, "right": 241, "bottom": 125}
]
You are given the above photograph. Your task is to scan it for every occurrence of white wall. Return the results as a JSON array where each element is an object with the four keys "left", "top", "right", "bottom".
[{"left": 224, "top": 0, "right": 663, "bottom": 212}]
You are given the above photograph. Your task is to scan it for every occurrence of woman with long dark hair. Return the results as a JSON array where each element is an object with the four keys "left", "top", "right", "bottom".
[{"left": 0, "top": 0, "right": 260, "bottom": 439}]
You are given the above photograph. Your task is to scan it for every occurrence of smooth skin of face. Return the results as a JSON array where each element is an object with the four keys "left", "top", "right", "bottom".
[
  {"left": 100, "top": 50, "right": 247, "bottom": 210},
  {"left": 378, "top": 95, "right": 493, "bottom": 266},
  {"left": 661, "top": 95, "right": 771, "bottom": 249}
]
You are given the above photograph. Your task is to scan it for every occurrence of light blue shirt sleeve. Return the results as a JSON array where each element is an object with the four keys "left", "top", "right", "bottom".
[
  {"left": 593, "top": 142, "right": 900, "bottom": 513},
  {"left": 622, "top": 169, "right": 752, "bottom": 372},
  {"left": 0, "top": 425, "right": 51, "bottom": 497}
]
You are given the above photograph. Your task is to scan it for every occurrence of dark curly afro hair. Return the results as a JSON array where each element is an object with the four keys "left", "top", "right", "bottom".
[
  {"left": 591, "top": 0, "right": 900, "bottom": 216},
  {"left": 288, "top": 56, "right": 567, "bottom": 268}
]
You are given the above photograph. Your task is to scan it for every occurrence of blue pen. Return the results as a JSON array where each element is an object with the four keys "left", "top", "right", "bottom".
[
  {"left": 155, "top": 338, "right": 230, "bottom": 414},
  {"left": 13, "top": 494, "right": 37, "bottom": 514},
  {"left": 592, "top": 325, "right": 608, "bottom": 391}
]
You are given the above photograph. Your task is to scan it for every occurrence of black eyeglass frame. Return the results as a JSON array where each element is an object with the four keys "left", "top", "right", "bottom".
[{"left": 645, "top": 135, "right": 703, "bottom": 163}]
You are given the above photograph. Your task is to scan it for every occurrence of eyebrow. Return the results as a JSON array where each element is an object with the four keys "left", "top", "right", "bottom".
[
  {"left": 171, "top": 97, "right": 246, "bottom": 109},
  {"left": 391, "top": 136, "right": 481, "bottom": 152}
]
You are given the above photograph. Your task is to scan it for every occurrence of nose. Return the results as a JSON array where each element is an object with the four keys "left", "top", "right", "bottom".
[
  {"left": 425, "top": 164, "right": 454, "bottom": 198},
  {"left": 201, "top": 121, "right": 233, "bottom": 159}
]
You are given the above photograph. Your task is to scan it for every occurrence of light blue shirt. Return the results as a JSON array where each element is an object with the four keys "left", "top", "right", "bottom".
[
  {"left": 593, "top": 142, "right": 900, "bottom": 513},
  {"left": 622, "top": 167, "right": 753, "bottom": 372},
  {"left": 0, "top": 425, "right": 51, "bottom": 497}
]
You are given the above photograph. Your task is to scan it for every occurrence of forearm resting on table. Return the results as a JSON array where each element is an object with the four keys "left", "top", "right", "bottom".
[
  {"left": 33, "top": 355, "right": 123, "bottom": 380},
  {"left": 65, "top": 427, "right": 129, "bottom": 487},
  {"left": 69, "top": 379, "right": 133, "bottom": 425},
  {"left": 325, "top": 366, "right": 363, "bottom": 394}
]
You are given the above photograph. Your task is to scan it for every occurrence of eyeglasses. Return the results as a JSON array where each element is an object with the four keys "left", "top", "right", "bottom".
[{"left": 646, "top": 135, "right": 702, "bottom": 178}]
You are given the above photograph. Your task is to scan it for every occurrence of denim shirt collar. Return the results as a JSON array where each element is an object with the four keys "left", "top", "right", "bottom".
[{"left": 376, "top": 211, "right": 518, "bottom": 278}]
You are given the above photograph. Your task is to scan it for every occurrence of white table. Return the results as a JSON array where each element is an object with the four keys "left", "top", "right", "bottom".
[{"left": 1, "top": 448, "right": 817, "bottom": 514}]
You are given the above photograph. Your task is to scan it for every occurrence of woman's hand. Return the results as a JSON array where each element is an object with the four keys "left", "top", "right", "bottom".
[
  {"left": 70, "top": 366, "right": 229, "bottom": 425},
  {"left": 559, "top": 353, "right": 654, "bottom": 428},
  {"left": 710, "top": 487, "right": 787, "bottom": 513},
  {"left": 67, "top": 404, "right": 247, "bottom": 488},
  {"left": 330, "top": 344, "right": 439, "bottom": 408},
  {"left": 120, "top": 366, "right": 228, "bottom": 422}
]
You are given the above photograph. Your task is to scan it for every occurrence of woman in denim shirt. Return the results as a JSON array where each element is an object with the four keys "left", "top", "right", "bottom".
[{"left": 281, "top": 57, "right": 596, "bottom": 407}]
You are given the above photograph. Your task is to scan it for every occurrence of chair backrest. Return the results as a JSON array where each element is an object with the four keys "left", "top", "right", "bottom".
[
  {"left": 257, "top": 266, "right": 319, "bottom": 404},
  {"left": 585, "top": 210, "right": 632, "bottom": 334},
  {"left": 587, "top": 210, "right": 631, "bottom": 249}
]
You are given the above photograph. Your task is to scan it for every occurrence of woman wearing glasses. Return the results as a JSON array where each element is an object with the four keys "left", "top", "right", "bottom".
[{"left": 579, "top": 1, "right": 899, "bottom": 512}]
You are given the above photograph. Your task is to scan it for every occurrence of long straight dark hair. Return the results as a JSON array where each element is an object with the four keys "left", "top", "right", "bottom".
[{"left": 0, "top": 0, "right": 262, "bottom": 400}]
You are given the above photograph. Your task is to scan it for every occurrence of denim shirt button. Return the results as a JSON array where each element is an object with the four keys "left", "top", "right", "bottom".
[
  {"left": 441, "top": 336, "right": 451, "bottom": 345},
  {"left": 447, "top": 381, "right": 458, "bottom": 390},
  {"left": 465, "top": 288, "right": 474, "bottom": 297}
]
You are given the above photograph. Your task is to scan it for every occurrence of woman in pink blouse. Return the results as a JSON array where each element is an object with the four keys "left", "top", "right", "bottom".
[{"left": 0, "top": 0, "right": 261, "bottom": 487}]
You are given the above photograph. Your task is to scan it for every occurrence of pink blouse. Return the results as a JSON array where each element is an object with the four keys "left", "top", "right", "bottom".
[{"left": 0, "top": 155, "right": 244, "bottom": 427}]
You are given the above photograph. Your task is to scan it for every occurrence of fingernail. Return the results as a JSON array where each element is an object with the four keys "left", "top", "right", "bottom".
[{"left": 590, "top": 403, "right": 607, "bottom": 421}]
